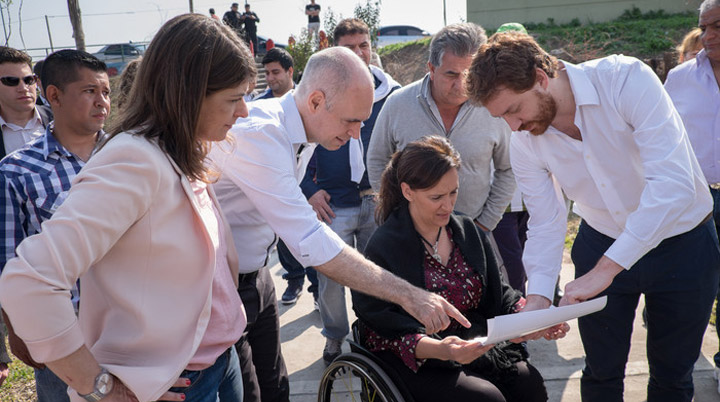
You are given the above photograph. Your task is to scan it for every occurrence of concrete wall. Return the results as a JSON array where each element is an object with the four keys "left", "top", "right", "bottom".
[{"left": 467, "top": 0, "right": 701, "bottom": 30}]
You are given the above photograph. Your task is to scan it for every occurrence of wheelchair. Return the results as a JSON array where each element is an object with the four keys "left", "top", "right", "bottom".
[{"left": 317, "top": 321, "right": 415, "bottom": 402}]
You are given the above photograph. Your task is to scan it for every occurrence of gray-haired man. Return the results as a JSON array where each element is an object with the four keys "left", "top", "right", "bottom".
[{"left": 367, "top": 23, "right": 515, "bottom": 237}]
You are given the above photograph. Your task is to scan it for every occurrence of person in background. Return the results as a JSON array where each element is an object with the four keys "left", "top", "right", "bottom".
[
  {"left": 255, "top": 48, "right": 294, "bottom": 100},
  {"left": 0, "top": 47, "right": 53, "bottom": 159},
  {"left": 210, "top": 8, "right": 220, "bottom": 21},
  {"left": 677, "top": 27, "right": 704, "bottom": 63},
  {"left": 33, "top": 59, "right": 48, "bottom": 106},
  {"left": 354, "top": 136, "right": 561, "bottom": 402},
  {"left": 116, "top": 57, "right": 141, "bottom": 111},
  {"left": 664, "top": 0, "right": 720, "bottom": 394},
  {"left": 0, "top": 49, "right": 110, "bottom": 402},
  {"left": 223, "top": 3, "right": 243, "bottom": 37},
  {"left": 0, "top": 14, "right": 255, "bottom": 402},
  {"left": 468, "top": 31, "right": 718, "bottom": 402},
  {"left": 302, "top": 17, "right": 401, "bottom": 366},
  {"left": 367, "top": 23, "right": 515, "bottom": 250},
  {"left": 209, "top": 46, "right": 469, "bottom": 402},
  {"left": 305, "top": 0, "right": 321, "bottom": 38},
  {"left": 241, "top": 4, "right": 260, "bottom": 57}
]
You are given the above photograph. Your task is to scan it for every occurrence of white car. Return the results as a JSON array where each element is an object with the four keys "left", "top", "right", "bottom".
[{"left": 376, "top": 25, "right": 431, "bottom": 48}]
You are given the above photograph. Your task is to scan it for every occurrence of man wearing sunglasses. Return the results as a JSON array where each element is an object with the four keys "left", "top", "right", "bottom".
[{"left": 0, "top": 47, "right": 52, "bottom": 159}]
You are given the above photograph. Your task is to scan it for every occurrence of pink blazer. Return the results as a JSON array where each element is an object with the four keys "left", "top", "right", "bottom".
[{"left": 0, "top": 133, "right": 240, "bottom": 402}]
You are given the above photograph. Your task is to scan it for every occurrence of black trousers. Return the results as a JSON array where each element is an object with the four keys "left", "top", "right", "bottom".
[
  {"left": 235, "top": 266, "right": 290, "bottom": 402},
  {"left": 375, "top": 350, "right": 547, "bottom": 402},
  {"left": 572, "top": 219, "right": 720, "bottom": 402}
]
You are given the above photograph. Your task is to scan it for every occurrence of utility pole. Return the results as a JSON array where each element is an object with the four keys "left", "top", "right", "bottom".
[
  {"left": 1, "top": 7, "right": 7, "bottom": 46},
  {"left": 67, "top": 0, "right": 86, "bottom": 51},
  {"left": 45, "top": 15, "right": 54, "bottom": 52},
  {"left": 442, "top": 0, "right": 447, "bottom": 26},
  {"left": 189, "top": 0, "right": 193, "bottom": 13}
]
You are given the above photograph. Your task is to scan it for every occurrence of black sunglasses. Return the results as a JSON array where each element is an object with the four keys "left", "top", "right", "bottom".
[{"left": 0, "top": 74, "right": 38, "bottom": 87}]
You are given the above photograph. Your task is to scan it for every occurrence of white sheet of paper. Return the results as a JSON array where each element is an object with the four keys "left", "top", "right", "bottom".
[{"left": 473, "top": 296, "right": 607, "bottom": 345}]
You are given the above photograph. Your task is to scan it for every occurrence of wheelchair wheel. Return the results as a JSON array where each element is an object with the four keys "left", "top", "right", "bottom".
[{"left": 318, "top": 352, "right": 406, "bottom": 402}]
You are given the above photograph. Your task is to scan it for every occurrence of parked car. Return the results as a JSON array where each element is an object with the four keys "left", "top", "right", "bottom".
[
  {"left": 93, "top": 43, "right": 145, "bottom": 77},
  {"left": 93, "top": 43, "right": 145, "bottom": 62},
  {"left": 376, "top": 25, "right": 431, "bottom": 48}
]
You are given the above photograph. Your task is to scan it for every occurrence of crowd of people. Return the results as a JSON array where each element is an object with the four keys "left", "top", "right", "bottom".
[{"left": 0, "top": 0, "right": 717, "bottom": 401}]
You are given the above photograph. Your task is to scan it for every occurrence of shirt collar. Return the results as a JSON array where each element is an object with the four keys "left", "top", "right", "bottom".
[
  {"left": 0, "top": 107, "right": 43, "bottom": 129},
  {"left": 695, "top": 49, "right": 715, "bottom": 80},
  {"left": 278, "top": 92, "right": 308, "bottom": 145},
  {"left": 41, "top": 123, "right": 73, "bottom": 160},
  {"left": 562, "top": 60, "right": 600, "bottom": 107}
]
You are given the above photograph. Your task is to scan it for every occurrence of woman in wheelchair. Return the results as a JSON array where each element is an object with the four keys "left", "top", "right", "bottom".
[{"left": 352, "top": 136, "right": 555, "bottom": 402}]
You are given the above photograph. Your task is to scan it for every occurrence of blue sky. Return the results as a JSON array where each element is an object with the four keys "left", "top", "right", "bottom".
[{"left": 2, "top": 0, "right": 465, "bottom": 60}]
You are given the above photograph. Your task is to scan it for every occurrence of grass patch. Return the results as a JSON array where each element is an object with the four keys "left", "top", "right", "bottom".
[
  {"left": 377, "top": 37, "right": 431, "bottom": 56},
  {"left": 1, "top": 335, "right": 35, "bottom": 402}
]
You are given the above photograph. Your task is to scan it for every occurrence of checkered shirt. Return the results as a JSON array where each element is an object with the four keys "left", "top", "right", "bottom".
[{"left": 0, "top": 124, "right": 87, "bottom": 272}]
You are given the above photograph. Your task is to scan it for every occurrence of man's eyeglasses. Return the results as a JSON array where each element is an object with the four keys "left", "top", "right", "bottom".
[{"left": 0, "top": 74, "right": 38, "bottom": 87}]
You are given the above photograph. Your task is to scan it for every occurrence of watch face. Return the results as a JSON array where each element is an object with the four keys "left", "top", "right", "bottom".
[{"left": 97, "top": 373, "right": 112, "bottom": 394}]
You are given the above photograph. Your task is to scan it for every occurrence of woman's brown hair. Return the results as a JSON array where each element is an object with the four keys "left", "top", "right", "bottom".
[
  {"left": 376, "top": 136, "right": 461, "bottom": 224},
  {"left": 108, "top": 13, "right": 255, "bottom": 181}
]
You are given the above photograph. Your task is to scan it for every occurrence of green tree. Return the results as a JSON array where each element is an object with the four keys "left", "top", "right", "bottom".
[{"left": 323, "top": 0, "right": 381, "bottom": 45}]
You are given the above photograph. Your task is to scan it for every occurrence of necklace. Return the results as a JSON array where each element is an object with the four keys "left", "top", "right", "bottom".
[{"left": 419, "top": 227, "right": 443, "bottom": 263}]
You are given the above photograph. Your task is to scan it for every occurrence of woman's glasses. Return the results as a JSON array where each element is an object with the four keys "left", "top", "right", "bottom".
[{"left": 0, "top": 74, "right": 38, "bottom": 87}]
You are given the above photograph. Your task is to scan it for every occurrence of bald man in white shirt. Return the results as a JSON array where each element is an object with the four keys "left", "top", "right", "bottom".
[
  {"left": 210, "top": 47, "right": 468, "bottom": 402},
  {"left": 467, "top": 32, "right": 719, "bottom": 402}
]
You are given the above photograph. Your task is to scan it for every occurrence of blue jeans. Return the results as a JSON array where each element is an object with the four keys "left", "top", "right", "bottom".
[
  {"left": 277, "top": 239, "right": 318, "bottom": 295},
  {"left": 319, "top": 196, "right": 377, "bottom": 341},
  {"left": 35, "top": 366, "right": 70, "bottom": 402},
  {"left": 572, "top": 218, "right": 719, "bottom": 402},
  {"left": 168, "top": 347, "right": 243, "bottom": 402}
]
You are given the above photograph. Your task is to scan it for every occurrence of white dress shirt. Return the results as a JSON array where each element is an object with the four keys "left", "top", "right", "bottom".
[
  {"left": 210, "top": 93, "right": 345, "bottom": 273},
  {"left": 0, "top": 108, "right": 44, "bottom": 154},
  {"left": 664, "top": 49, "right": 720, "bottom": 185},
  {"left": 511, "top": 55, "right": 712, "bottom": 301}
]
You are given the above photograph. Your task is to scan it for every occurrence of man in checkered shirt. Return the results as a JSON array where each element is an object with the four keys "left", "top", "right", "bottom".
[{"left": 0, "top": 49, "right": 110, "bottom": 402}]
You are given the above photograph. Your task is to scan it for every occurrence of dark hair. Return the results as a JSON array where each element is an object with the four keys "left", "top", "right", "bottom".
[
  {"left": 116, "top": 57, "right": 142, "bottom": 110},
  {"left": 0, "top": 46, "right": 32, "bottom": 68},
  {"left": 41, "top": 49, "right": 107, "bottom": 94},
  {"left": 109, "top": 13, "right": 255, "bottom": 182},
  {"left": 33, "top": 59, "right": 44, "bottom": 77},
  {"left": 376, "top": 136, "right": 461, "bottom": 224},
  {"left": 262, "top": 48, "right": 293, "bottom": 70},
  {"left": 209, "top": 8, "right": 215, "bottom": 14},
  {"left": 333, "top": 18, "right": 369, "bottom": 42},
  {"left": 466, "top": 31, "right": 558, "bottom": 105}
]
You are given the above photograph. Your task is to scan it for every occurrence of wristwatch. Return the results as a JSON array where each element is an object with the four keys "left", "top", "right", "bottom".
[{"left": 77, "top": 367, "right": 114, "bottom": 401}]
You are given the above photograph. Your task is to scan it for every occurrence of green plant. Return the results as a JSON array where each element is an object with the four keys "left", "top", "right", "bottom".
[
  {"left": 321, "top": 1, "right": 382, "bottom": 46},
  {"left": 286, "top": 29, "right": 316, "bottom": 81}
]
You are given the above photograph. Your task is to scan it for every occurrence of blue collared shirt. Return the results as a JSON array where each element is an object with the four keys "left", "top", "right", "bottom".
[{"left": 0, "top": 125, "right": 88, "bottom": 272}]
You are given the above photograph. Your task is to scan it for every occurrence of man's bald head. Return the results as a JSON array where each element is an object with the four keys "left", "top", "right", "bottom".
[
  {"left": 295, "top": 46, "right": 373, "bottom": 109},
  {"left": 294, "top": 47, "right": 374, "bottom": 150}
]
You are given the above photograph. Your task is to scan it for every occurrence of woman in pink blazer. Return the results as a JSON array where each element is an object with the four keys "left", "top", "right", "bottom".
[{"left": 0, "top": 14, "right": 255, "bottom": 402}]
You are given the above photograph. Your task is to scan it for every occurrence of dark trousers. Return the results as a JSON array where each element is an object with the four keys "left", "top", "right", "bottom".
[
  {"left": 711, "top": 187, "right": 720, "bottom": 367},
  {"left": 235, "top": 266, "right": 290, "bottom": 402},
  {"left": 375, "top": 351, "right": 547, "bottom": 402},
  {"left": 246, "top": 29, "right": 258, "bottom": 56},
  {"left": 277, "top": 239, "right": 317, "bottom": 295},
  {"left": 571, "top": 219, "right": 720, "bottom": 402},
  {"left": 492, "top": 211, "right": 529, "bottom": 294}
]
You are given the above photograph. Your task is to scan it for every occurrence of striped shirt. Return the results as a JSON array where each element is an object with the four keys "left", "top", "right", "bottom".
[{"left": 0, "top": 124, "right": 92, "bottom": 273}]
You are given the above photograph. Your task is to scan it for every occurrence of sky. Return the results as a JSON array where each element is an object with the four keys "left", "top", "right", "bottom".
[{"left": 1, "top": 0, "right": 466, "bottom": 60}]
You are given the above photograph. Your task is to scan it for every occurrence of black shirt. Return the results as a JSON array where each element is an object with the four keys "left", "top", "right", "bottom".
[
  {"left": 306, "top": 4, "right": 320, "bottom": 23},
  {"left": 223, "top": 10, "right": 242, "bottom": 31},
  {"left": 241, "top": 11, "right": 259, "bottom": 31}
]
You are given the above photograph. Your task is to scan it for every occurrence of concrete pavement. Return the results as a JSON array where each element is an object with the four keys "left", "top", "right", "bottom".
[{"left": 270, "top": 249, "right": 720, "bottom": 401}]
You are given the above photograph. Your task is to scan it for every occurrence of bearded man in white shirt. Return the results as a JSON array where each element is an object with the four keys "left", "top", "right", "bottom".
[
  {"left": 209, "top": 47, "right": 468, "bottom": 402},
  {"left": 665, "top": 0, "right": 720, "bottom": 393},
  {"left": 466, "top": 32, "right": 719, "bottom": 402}
]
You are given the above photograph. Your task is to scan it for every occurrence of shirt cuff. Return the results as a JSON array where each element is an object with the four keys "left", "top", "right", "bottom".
[
  {"left": 25, "top": 320, "right": 85, "bottom": 363},
  {"left": 603, "top": 231, "right": 648, "bottom": 270},
  {"left": 526, "top": 272, "right": 558, "bottom": 303},
  {"left": 296, "top": 224, "right": 345, "bottom": 267}
]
